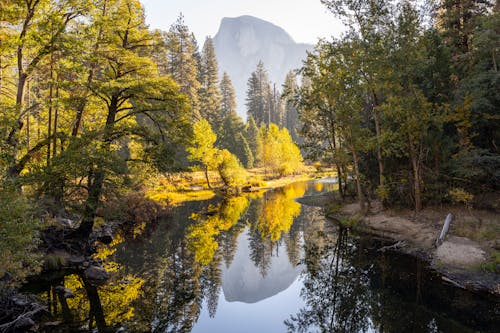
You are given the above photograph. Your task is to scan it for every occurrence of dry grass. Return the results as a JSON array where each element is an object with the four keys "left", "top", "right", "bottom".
[{"left": 144, "top": 166, "right": 335, "bottom": 206}]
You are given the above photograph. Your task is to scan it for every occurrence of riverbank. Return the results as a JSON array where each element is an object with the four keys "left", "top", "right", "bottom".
[
  {"left": 298, "top": 194, "right": 500, "bottom": 296},
  {"left": 145, "top": 166, "right": 335, "bottom": 205}
]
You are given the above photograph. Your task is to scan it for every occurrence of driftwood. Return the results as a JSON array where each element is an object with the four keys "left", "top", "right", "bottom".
[
  {"left": 435, "top": 213, "right": 454, "bottom": 247},
  {"left": 0, "top": 302, "right": 47, "bottom": 333}
]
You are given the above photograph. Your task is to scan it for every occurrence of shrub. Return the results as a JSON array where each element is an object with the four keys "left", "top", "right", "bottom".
[{"left": 0, "top": 188, "right": 41, "bottom": 287}]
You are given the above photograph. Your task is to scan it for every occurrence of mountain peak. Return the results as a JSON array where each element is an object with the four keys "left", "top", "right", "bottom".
[
  {"left": 213, "top": 16, "right": 312, "bottom": 118},
  {"left": 218, "top": 15, "right": 295, "bottom": 44}
]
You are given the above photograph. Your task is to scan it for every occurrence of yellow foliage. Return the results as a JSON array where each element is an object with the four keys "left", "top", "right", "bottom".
[
  {"left": 449, "top": 188, "right": 474, "bottom": 206},
  {"left": 65, "top": 273, "right": 144, "bottom": 325},
  {"left": 257, "top": 183, "right": 305, "bottom": 241},
  {"left": 259, "top": 124, "right": 303, "bottom": 176},
  {"left": 186, "top": 196, "right": 249, "bottom": 265}
]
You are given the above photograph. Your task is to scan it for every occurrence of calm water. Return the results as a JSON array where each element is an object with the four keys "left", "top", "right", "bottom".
[{"left": 26, "top": 180, "right": 499, "bottom": 332}]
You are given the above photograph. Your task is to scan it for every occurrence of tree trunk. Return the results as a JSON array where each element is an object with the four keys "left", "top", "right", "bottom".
[
  {"left": 47, "top": 54, "right": 54, "bottom": 165},
  {"left": 372, "top": 96, "right": 385, "bottom": 189},
  {"left": 205, "top": 165, "right": 212, "bottom": 189},
  {"left": 408, "top": 135, "right": 422, "bottom": 212},
  {"left": 53, "top": 85, "right": 59, "bottom": 156},
  {"left": 82, "top": 278, "right": 107, "bottom": 332},
  {"left": 351, "top": 143, "right": 366, "bottom": 213},
  {"left": 76, "top": 95, "right": 118, "bottom": 238}
]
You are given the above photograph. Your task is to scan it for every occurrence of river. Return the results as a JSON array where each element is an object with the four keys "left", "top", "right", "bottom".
[{"left": 24, "top": 179, "right": 499, "bottom": 332}]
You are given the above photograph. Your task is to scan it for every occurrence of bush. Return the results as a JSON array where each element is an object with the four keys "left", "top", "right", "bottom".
[
  {"left": 0, "top": 188, "right": 41, "bottom": 288},
  {"left": 216, "top": 150, "right": 248, "bottom": 188}
]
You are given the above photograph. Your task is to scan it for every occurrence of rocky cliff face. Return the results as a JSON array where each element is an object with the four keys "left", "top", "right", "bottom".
[{"left": 213, "top": 16, "right": 312, "bottom": 118}]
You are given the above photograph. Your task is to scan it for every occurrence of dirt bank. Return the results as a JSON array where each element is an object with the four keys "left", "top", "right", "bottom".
[{"left": 298, "top": 195, "right": 500, "bottom": 296}]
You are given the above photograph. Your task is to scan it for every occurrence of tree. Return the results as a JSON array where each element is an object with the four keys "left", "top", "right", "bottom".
[
  {"left": 259, "top": 123, "right": 303, "bottom": 176},
  {"left": 245, "top": 115, "right": 260, "bottom": 163},
  {"left": 246, "top": 61, "right": 272, "bottom": 126},
  {"left": 199, "top": 37, "right": 222, "bottom": 129},
  {"left": 2, "top": 0, "right": 87, "bottom": 177},
  {"left": 73, "top": 0, "right": 191, "bottom": 238},
  {"left": 282, "top": 71, "right": 301, "bottom": 143},
  {"left": 165, "top": 14, "right": 201, "bottom": 120},
  {"left": 215, "top": 149, "right": 248, "bottom": 187},
  {"left": 219, "top": 72, "right": 237, "bottom": 120},
  {"left": 321, "top": 0, "right": 396, "bottom": 196},
  {"left": 187, "top": 119, "right": 219, "bottom": 189}
]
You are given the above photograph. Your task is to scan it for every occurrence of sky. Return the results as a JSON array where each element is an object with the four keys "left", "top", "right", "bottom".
[{"left": 140, "top": 0, "right": 345, "bottom": 45}]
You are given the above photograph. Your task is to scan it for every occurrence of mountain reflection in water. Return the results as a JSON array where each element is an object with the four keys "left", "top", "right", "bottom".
[{"left": 24, "top": 180, "right": 499, "bottom": 333}]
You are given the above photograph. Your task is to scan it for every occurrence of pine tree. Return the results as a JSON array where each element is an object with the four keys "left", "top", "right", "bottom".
[
  {"left": 246, "top": 61, "right": 271, "bottom": 126},
  {"left": 282, "top": 71, "right": 300, "bottom": 142},
  {"left": 245, "top": 115, "right": 260, "bottom": 164},
  {"left": 165, "top": 14, "right": 201, "bottom": 120},
  {"left": 199, "top": 37, "right": 222, "bottom": 129},
  {"left": 220, "top": 72, "right": 237, "bottom": 119}
]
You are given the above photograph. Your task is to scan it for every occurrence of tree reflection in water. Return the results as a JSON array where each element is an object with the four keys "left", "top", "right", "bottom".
[
  {"left": 286, "top": 224, "right": 372, "bottom": 333},
  {"left": 25, "top": 180, "right": 495, "bottom": 333}
]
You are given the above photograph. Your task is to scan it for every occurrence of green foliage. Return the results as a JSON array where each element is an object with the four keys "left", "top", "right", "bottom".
[
  {"left": 481, "top": 251, "right": 500, "bottom": 274},
  {"left": 0, "top": 187, "right": 41, "bottom": 287},
  {"left": 199, "top": 37, "right": 222, "bottom": 128},
  {"left": 187, "top": 119, "right": 219, "bottom": 176},
  {"left": 245, "top": 115, "right": 260, "bottom": 161},
  {"left": 164, "top": 14, "right": 201, "bottom": 119},
  {"left": 296, "top": 0, "right": 497, "bottom": 211},
  {"left": 219, "top": 72, "right": 237, "bottom": 119},
  {"left": 188, "top": 120, "right": 248, "bottom": 189},
  {"left": 217, "top": 110, "right": 254, "bottom": 168}
]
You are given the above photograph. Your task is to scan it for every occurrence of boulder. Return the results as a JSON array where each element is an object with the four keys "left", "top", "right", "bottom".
[{"left": 84, "top": 266, "right": 110, "bottom": 285}]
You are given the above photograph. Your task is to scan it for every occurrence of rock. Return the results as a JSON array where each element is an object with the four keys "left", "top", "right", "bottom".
[
  {"left": 42, "top": 321, "right": 62, "bottom": 328},
  {"left": 14, "top": 317, "right": 35, "bottom": 330},
  {"left": 12, "top": 296, "right": 29, "bottom": 307},
  {"left": 0, "top": 271, "right": 12, "bottom": 282},
  {"left": 84, "top": 266, "right": 110, "bottom": 285},
  {"left": 95, "top": 225, "right": 113, "bottom": 245},
  {"left": 68, "top": 256, "right": 85, "bottom": 266},
  {"left": 54, "top": 286, "right": 74, "bottom": 299},
  {"left": 55, "top": 217, "right": 78, "bottom": 229}
]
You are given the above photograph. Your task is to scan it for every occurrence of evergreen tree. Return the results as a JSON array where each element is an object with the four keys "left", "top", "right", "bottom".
[
  {"left": 165, "top": 14, "right": 201, "bottom": 120},
  {"left": 217, "top": 110, "right": 253, "bottom": 168},
  {"left": 245, "top": 115, "right": 260, "bottom": 164},
  {"left": 282, "top": 71, "right": 301, "bottom": 142},
  {"left": 437, "top": 0, "right": 493, "bottom": 56},
  {"left": 199, "top": 37, "right": 222, "bottom": 129},
  {"left": 246, "top": 61, "right": 271, "bottom": 126},
  {"left": 220, "top": 72, "right": 237, "bottom": 119}
]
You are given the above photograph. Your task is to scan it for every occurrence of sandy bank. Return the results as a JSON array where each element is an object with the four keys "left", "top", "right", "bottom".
[{"left": 298, "top": 194, "right": 500, "bottom": 295}]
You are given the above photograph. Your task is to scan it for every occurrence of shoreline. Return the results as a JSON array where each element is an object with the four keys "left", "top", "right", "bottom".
[{"left": 298, "top": 194, "right": 500, "bottom": 296}]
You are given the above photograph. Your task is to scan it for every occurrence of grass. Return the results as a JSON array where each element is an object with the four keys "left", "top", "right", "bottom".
[
  {"left": 144, "top": 165, "right": 335, "bottom": 206},
  {"left": 452, "top": 211, "right": 500, "bottom": 242},
  {"left": 147, "top": 189, "right": 216, "bottom": 205},
  {"left": 481, "top": 251, "right": 500, "bottom": 274}
]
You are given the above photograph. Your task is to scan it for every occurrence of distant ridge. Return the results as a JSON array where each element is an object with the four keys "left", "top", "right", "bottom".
[{"left": 213, "top": 15, "right": 313, "bottom": 119}]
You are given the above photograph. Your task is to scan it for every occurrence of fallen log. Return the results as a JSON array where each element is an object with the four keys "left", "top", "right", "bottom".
[{"left": 435, "top": 213, "right": 454, "bottom": 247}]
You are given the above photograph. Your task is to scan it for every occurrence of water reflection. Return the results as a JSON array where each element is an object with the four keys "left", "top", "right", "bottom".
[{"left": 24, "top": 180, "right": 499, "bottom": 333}]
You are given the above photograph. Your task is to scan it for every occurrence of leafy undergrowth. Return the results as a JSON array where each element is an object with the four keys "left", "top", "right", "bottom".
[{"left": 481, "top": 251, "right": 500, "bottom": 274}]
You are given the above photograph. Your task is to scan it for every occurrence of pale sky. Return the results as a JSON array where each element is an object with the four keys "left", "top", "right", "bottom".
[{"left": 141, "top": 0, "right": 344, "bottom": 45}]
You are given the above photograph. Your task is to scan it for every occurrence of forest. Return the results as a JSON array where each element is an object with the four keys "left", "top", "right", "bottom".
[
  {"left": 0, "top": 0, "right": 499, "bottom": 330},
  {"left": 297, "top": 0, "right": 499, "bottom": 212},
  {"left": 0, "top": 0, "right": 305, "bottom": 287}
]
